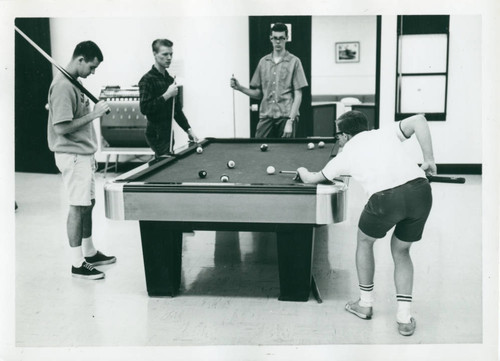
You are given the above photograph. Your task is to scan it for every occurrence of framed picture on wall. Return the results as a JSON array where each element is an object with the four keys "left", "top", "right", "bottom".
[{"left": 335, "top": 41, "right": 360, "bottom": 63}]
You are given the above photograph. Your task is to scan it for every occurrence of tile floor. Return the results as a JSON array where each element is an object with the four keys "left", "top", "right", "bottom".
[{"left": 11, "top": 171, "right": 489, "bottom": 360}]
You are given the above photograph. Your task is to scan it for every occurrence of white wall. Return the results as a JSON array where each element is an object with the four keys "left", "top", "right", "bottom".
[
  {"left": 49, "top": 15, "right": 481, "bottom": 165},
  {"left": 50, "top": 17, "right": 250, "bottom": 161},
  {"left": 311, "top": 16, "right": 376, "bottom": 95},
  {"left": 379, "top": 15, "right": 482, "bottom": 164}
]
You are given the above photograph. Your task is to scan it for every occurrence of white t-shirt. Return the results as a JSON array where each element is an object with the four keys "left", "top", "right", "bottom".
[{"left": 321, "top": 122, "right": 426, "bottom": 197}]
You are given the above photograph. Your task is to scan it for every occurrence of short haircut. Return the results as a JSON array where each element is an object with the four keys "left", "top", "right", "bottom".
[
  {"left": 337, "top": 110, "right": 369, "bottom": 136},
  {"left": 152, "top": 39, "right": 174, "bottom": 53},
  {"left": 271, "top": 23, "right": 288, "bottom": 37},
  {"left": 72, "top": 41, "right": 103, "bottom": 62}
]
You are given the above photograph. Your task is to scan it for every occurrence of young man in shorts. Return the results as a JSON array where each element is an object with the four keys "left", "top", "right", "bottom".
[
  {"left": 47, "top": 41, "right": 116, "bottom": 280},
  {"left": 297, "top": 111, "right": 436, "bottom": 336}
]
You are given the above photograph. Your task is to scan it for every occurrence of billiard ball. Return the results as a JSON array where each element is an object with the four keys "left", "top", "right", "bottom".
[
  {"left": 196, "top": 146, "right": 203, "bottom": 154},
  {"left": 266, "top": 166, "right": 276, "bottom": 175},
  {"left": 198, "top": 170, "right": 207, "bottom": 178},
  {"left": 318, "top": 141, "right": 325, "bottom": 148},
  {"left": 307, "top": 142, "right": 315, "bottom": 150},
  {"left": 260, "top": 144, "right": 268, "bottom": 152},
  {"left": 227, "top": 160, "right": 235, "bottom": 169},
  {"left": 220, "top": 175, "right": 229, "bottom": 182}
]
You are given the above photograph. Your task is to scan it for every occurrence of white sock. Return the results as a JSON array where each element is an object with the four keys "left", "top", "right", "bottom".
[
  {"left": 82, "top": 236, "right": 97, "bottom": 257},
  {"left": 396, "top": 294, "right": 413, "bottom": 323},
  {"left": 359, "top": 283, "right": 374, "bottom": 307},
  {"left": 71, "top": 246, "right": 85, "bottom": 267}
]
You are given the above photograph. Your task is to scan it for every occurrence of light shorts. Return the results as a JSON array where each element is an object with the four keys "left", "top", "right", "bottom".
[
  {"left": 359, "top": 177, "right": 433, "bottom": 242},
  {"left": 54, "top": 153, "right": 96, "bottom": 206}
]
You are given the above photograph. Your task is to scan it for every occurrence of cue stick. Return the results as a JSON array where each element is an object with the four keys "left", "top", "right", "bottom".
[
  {"left": 311, "top": 276, "right": 323, "bottom": 304},
  {"left": 14, "top": 25, "right": 109, "bottom": 113},
  {"left": 279, "top": 170, "right": 300, "bottom": 181},
  {"left": 232, "top": 73, "right": 236, "bottom": 137},
  {"left": 427, "top": 175, "right": 466, "bottom": 184},
  {"left": 280, "top": 170, "right": 346, "bottom": 184},
  {"left": 169, "top": 76, "right": 176, "bottom": 154},
  {"left": 282, "top": 171, "right": 465, "bottom": 184}
]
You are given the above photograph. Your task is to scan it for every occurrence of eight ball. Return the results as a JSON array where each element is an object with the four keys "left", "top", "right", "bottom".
[
  {"left": 198, "top": 170, "right": 207, "bottom": 178},
  {"left": 260, "top": 144, "right": 268, "bottom": 152}
]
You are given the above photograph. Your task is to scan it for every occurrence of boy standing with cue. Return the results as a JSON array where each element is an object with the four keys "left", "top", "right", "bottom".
[
  {"left": 47, "top": 41, "right": 116, "bottom": 280},
  {"left": 230, "top": 23, "right": 308, "bottom": 138},
  {"left": 139, "top": 39, "right": 199, "bottom": 157}
]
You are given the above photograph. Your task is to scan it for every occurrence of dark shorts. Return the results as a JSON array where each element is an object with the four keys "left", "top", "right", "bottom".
[{"left": 359, "top": 178, "right": 433, "bottom": 242}]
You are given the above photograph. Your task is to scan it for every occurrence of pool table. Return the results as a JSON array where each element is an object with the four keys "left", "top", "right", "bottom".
[{"left": 104, "top": 138, "right": 348, "bottom": 302}]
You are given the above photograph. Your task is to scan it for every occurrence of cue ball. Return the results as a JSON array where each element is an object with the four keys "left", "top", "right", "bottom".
[
  {"left": 227, "top": 160, "right": 235, "bottom": 168},
  {"left": 307, "top": 142, "right": 315, "bottom": 150},
  {"left": 198, "top": 170, "right": 207, "bottom": 178},
  {"left": 196, "top": 146, "right": 203, "bottom": 154},
  {"left": 318, "top": 141, "right": 325, "bottom": 148},
  {"left": 260, "top": 144, "right": 268, "bottom": 152},
  {"left": 266, "top": 166, "right": 276, "bottom": 175},
  {"left": 220, "top": 175, "right": 229, "bottom": 182}
]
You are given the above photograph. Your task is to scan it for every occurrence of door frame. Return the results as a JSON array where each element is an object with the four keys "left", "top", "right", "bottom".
[
  {"left": 249, "top": 16, "right": 312, "bottom": 137},
  {"left": 249, "top": 15, "right": 382, "bottom": 135}
]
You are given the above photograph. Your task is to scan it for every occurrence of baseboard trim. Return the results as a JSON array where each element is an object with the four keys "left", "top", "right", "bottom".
[{"left": 435, "top": 164, "right": 482, "bottom": 175}]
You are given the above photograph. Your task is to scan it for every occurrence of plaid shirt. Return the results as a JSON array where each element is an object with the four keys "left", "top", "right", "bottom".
[{"left": 138, "top": 66, "right": 190, "bottom": 131}]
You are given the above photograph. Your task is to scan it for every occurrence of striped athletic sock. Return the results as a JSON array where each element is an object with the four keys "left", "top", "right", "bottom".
[
  {"left": 396, "top": 294, "right": 413, "bottom": 323},
  {"left": 359, "top": 283, "right": 374, "bottom": 307}
]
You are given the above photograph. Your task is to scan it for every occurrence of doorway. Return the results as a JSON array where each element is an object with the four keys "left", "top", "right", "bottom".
[
  {"left": 15, "top": 18, "right": 58, "bottom": 173},
  {"left": 310, "top": 16, "right": 381, "bottom": 132},
  {"left": 248, "top": 16, "right": 312, "bottom": 138},
  {"left": 249, "top": 16, "right": 381, "bottom": 137}
]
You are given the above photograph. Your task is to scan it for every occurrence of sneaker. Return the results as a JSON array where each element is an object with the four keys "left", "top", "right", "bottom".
[
  {"left": 398, "top": 317, "right": 416, "bottom": 336},
  {"left": 72, "top": 261, "right": 105, "bottom": 280},
  {"left": 345, "top": 299, "right": 373, "bottom": 320},
  {"left": 85, "top": 250, "right": 117, "bottom": 266}
]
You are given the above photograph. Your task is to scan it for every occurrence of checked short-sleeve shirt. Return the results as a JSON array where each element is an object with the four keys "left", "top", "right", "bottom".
[{"left": 250, "top": 51, "right": 308, "bottom": 120}]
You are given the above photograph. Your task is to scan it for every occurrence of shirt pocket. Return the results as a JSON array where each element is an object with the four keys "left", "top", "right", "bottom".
[{"left": 280, "top": 66, "right": 289, "bottom": 81}]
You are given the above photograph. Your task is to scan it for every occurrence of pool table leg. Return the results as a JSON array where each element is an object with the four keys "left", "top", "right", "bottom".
[
  {"left": 276, "top": 227, "right": 314, "bottom": 302},
  {"left": 139, "top": 221, "right": 183, "bottom": 297}
]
